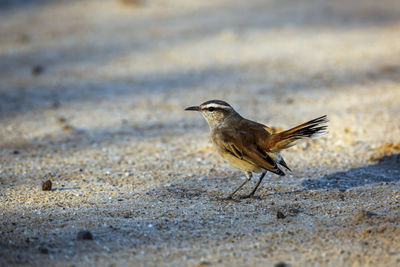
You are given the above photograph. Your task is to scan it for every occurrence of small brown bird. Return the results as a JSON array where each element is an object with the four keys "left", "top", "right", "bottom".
[{"left": 185, "top": 100, "right": 328, "bottom": 201}]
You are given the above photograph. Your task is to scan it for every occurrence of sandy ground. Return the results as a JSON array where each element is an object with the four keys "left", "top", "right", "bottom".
[{"left": 1, "top": 0, "right": 400, "bottom": 266}]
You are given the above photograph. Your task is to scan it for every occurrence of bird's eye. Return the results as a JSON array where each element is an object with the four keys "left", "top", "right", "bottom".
[{"left": 208, "top": 107, "right": 215, "bottom": 112}]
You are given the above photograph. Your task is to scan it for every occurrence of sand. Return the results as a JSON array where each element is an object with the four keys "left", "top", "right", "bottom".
[{"left": 1, "top": 0, "right": 400, "bottom": 266}]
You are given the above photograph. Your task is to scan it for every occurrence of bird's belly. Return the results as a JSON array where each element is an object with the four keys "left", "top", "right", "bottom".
[{"left": 219, "top": 151, "right": 262, "bottom": 173}]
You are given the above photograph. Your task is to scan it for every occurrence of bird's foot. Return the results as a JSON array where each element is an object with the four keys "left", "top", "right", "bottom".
[
  {"left": 216, "top": 196, "right": 241, "bottom": 202},
  {"left": 239, "top": 194, "right": 261, "bottom": 200}
]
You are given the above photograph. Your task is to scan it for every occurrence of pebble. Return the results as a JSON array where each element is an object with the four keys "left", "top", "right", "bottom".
[
  {"left": 38, "top": 247, "right": 49, "bottom": 254},
  {"left": 353, "top": 210, "right": 377, "bottom": 224},
  {"left": 77, "top": 230, "right": 93, "bottom": 240},
  {"left": 198, "top": 260, "right": 212, "bottom": 266},
  {"left": 42, "top": 180, "right": 52, "bottom": 191},
  {"left": 277, "top": 211, "right": 286, "bottom": 219},
  {"left": 32, "top": 65, "right": 45, "bottom": 76}
]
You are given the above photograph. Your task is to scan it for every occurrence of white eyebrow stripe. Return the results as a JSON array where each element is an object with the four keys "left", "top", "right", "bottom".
[{"left": 202, "top": 103, "right": 231, "bottom": 109}]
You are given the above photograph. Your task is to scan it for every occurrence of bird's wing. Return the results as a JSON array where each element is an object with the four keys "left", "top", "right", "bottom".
[
  {"left": 244, "top": 120, "right": 274, "bottom": 134},
  {"left": 214, "top": 127, "right": 285, "bottom": 176}
]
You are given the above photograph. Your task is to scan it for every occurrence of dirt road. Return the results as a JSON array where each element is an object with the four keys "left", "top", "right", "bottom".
[{"left": 1, "top": 0, "right": 400, "bottom": 266}]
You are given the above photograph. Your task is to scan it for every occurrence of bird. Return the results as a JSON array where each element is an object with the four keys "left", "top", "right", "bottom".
[{"left": 185, "top": 100, "right": 328, "bottom": 201}]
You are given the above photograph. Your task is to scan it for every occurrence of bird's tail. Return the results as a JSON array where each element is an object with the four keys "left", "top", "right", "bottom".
[{"left": 268, "top": 115, "right": 328, "bottom": 152}]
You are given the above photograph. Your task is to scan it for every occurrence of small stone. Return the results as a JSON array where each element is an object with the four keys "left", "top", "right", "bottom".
[
  {"left": 62, "top": 124, "right": 74, "bottom": 131},
  {"left": 32, "top": 65, "right": 45, "bottom": 76},
  {"left": 274, "top": 262, "right": 289, "bottom": 267},
  {"left": 57, "top": 117, "right": 67, "bottom": 124},
  {"left": 360, "top": 210, "right": 376, "bottom": 218},
  {"left": 277, "top": 211, "right": 286, "bottom": 219},
  {"left": 77, "top": 230, "right": 93, "bottom": 240},
  {"left": 38, "top": 247, "right": 49, "bottom": 254},
  {"left": 353, "top": 210, "right": 377, "bottom": 224},
  {"left": 285, "top": 98, "right": 294, "bottom": 104},
  {"left": 198, "top": 260, "right": 212, "bottom": 266},
  {"left": 42, "top": 180, "right": 52, "bottom": 191}
]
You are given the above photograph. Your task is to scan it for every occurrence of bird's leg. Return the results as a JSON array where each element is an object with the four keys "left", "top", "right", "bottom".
[
  {"left": 240, "top": 172, "right": 267, "bottom": 199},
  {"left": 217, "top": 172, "right": 252, "bottom": 201}
]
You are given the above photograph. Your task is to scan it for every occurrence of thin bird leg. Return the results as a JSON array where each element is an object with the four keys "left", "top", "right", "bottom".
[
  {"left": 217, "top": 172, "right": 252, "bottom": 201},
  {"left": 240, "top": 172, "right": 267, "bottom": 199}
]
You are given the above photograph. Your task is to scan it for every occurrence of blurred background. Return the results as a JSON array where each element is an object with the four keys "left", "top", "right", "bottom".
[{"left": 1, "top": 0, "right": 400, "bottom": 125}]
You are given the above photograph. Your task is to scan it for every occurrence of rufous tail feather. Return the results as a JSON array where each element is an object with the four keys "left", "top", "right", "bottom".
[{"left": 268, "top": 115, "right": 328, "bottom": 152}]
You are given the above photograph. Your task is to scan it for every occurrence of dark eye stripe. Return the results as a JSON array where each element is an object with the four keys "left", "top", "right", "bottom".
[{"left": 200, "top": 104, "right": 231, "bottom": 111}]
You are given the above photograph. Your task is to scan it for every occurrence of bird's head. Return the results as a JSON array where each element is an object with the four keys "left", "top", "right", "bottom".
[{"left": 185, "top": 100, "right": 238, "bottom": 129}]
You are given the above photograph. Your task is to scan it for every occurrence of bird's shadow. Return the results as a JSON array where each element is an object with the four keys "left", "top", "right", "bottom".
[
  {"left": 160, "top": 154, "right": 400, "bottom": 201},
  {"left": 300, "top": 153, "right": 400, "bottom": 191}
]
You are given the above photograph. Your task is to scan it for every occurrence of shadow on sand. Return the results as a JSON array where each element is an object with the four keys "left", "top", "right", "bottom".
[{"left": 301, "top": 153, "right": 400, "bottom": 191}]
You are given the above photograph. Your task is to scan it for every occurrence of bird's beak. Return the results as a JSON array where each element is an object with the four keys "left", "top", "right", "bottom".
[{"left": 185, "top": 106, "right": 200, "bottom": 111}]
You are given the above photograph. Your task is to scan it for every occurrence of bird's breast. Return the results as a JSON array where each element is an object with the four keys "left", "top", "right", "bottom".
[{"left": 218, "top": 148, "right": 263, "bottom": 173}]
